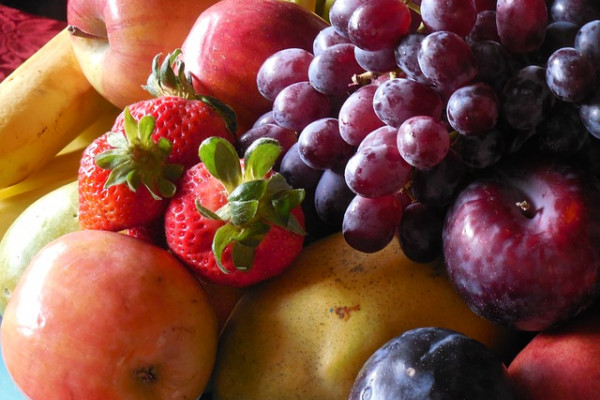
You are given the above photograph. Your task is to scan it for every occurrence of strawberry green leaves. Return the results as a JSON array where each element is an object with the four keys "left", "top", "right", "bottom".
[
  {"left": 143, "top": 49, "right": 238, "bottom": 135},
  {"left": 198, "top": 137, "right": 243, "bottom": 193},
  {"left": 195, "top": 136, "right": 305, "bottom": 273},
  {"left": 95, "top": 107, "right": 184, "bottom": 200}
]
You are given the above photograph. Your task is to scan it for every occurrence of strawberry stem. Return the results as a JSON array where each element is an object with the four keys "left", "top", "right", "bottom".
[
  {"left": 195, "top": 137, "right": 305, "bottom": 273},
  {"left": 95, "top": 107, "right": 184, "bottom": 200}
]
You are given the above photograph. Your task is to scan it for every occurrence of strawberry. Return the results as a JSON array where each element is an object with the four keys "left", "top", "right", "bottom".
[
  {"left": 78, "top": 50, "right": 236, "bottom": 231},
  {"left": 164, "top": 136, "right": 306, "bottom": 287}
]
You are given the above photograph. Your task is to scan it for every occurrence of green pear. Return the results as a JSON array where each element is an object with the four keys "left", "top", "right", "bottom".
[{"left": 0, "top": 180, "right": 80, "bottom": 315}]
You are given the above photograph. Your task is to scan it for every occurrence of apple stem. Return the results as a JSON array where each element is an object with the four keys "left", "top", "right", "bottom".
[{"left": 67, "top": 25, "right": 107, "bottom": 40}]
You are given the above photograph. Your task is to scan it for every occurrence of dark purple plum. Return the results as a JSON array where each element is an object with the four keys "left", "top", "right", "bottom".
[
  {"left": 349, "top": 327, "right": 516, "bottom": 400},
  {"left": 443, "top": 157, "right": 600, "bottom": 331}
]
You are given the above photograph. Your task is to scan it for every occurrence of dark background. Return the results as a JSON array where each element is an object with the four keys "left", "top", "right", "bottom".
[{"left": 1, "top": 0, "right": 68, "bottom": 21}]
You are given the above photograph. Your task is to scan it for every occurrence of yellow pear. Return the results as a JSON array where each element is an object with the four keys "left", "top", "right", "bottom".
[{"left": 212, "top": 232, "right": 517, "bottom": 400}]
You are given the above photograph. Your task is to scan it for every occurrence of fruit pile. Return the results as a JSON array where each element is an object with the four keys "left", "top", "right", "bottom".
[
  {"left": 244, "top": 0, "right": 600, "bottom": 327},
  {"left": 2, "top": 0, "right": 600, "bottom": 399}
]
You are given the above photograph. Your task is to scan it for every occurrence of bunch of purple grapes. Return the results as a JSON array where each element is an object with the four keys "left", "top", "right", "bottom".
[{"left": 237, "top": 0, "right": 600, "bottom": 262}]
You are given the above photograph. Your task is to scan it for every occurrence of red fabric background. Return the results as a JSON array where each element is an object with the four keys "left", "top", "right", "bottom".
[{"left": 0, "top": 5, "right": 66, "bottom": 82}]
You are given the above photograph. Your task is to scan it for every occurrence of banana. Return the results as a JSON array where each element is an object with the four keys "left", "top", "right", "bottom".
[
  {"left": 0, "top": 27, "right": 119, "bottom": 189},
  {"left": 0, "top": 106, "right": 120, "bottom": 239}
]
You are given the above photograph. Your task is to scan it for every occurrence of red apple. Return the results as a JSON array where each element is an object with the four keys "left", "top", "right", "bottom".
[
  {"left": 442, "top": 156, "right": 600, "bottom": 331},
  {"left": 1, "top": 230, "right": 218, "bottom": 400},
  {"left": 66, "top": 0, "right": 221, "bottom": 109},
  {"left": 180, "top": 0, "right": 328, "bottom": 132},
  {"left": 507, "top": 309, "right": 600, "bottom": 400}
]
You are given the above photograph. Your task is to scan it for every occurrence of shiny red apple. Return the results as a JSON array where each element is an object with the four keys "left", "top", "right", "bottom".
[
  {"left": 1, "top": 230, "right": 218, "bottom": 400},
  {"left": 180, "top": 0, "right": 328, "bottom": 132},
  {"left": 66, "top": 0, "right": 221, "bottom": 108}
]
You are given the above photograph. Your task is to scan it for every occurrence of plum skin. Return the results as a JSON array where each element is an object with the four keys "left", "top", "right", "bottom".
[
  {"left": 442, "top": 158, "right": 600, "bottom": 331},
  {"left": 349, "top": 327, "right": 515, "bottom": 400}
]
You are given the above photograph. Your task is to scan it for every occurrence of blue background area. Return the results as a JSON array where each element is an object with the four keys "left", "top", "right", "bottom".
[{"left": 0, "top": 319, "right": 28, "bottom": 400}]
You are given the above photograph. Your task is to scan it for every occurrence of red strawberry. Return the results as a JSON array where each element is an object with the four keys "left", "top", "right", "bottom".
[
  {"left": 78, "top": 50, "right": 236, "bottom": 231},
  {"left": 164, "top": 136, "right": 306, "bottom": 287}
]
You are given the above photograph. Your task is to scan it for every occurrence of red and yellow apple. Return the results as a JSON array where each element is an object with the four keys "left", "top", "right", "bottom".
[
  {"left": 66, "top": 0, "right": 222, "bottom": 109},
  {"left": 1, "top": 230, "right": 218, "bottom": 400},
  {"left": 180, "top": 0, "right": 328, "bottom": 132}
]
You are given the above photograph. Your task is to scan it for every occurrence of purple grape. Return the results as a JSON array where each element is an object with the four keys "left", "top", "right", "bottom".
[
  {"left": 550, "top": 0, "right": 600, "bottom": 26},
  {"left": 237, "top": 123, "right": 298, "bottom": 167},
  {"left": 410, "top": 150, "right": 468, "bottom": 207},
  {"left": 420, "top": 0, "right": 478, "bottom": 37},
  {"left": 474, "top": 0, "right": 496, "bottom": 11},
  {"left": 354, "top": 46, "right": 398, "bottom": 74},
  {"left": 314, "top": 169, "right": 355, "bottom": 228},
  {"left": 535, "top": 101, "right": 589, "bottom": 156},
  {"left": 346, "top": 0, "right": 412, "bottom": 51},
  {"left": 466, "top": 10, "right": 500, "bottom": 44},
  {"left": 272, "top": 81, "right": 331, "bottom": 131},
  {"left": 546, "top": 47, "right": 596, "bottom": 103},
  {"left": 575, "top": 20, "right": 600, "bottom": 77},
  {"left": 496, "top": 0, "right": 548, "bottom": 53},
  {"left": 358, "top": 124, "right": 398, "bottom": 150},
  {"left": 454, "top": 127, "right": 505, "bottom": 169},
  {"left": 345, "top": 138, "right": 412, "bottom": 198},
  {"left": 279, "top": 142, "right": 323, "bottom": 189},
  {"left": 397, "top": 116, "right": 451, "bottom": 169},
  {"left": 252, "top": 111, "right": 277, "bottom": 127},
  {"left": 580, "top": 86, "right": 600, "bottom": 139},
  {"left": 313, "top": 26, "right": 352, "bottom": 56},
  {"left": 329, "top": 0, "right": 370, "bottom": 38},
  {"left": 301, "top": 188, "right": 340, "bottom": 243},
  {"left": 342, "top": 194, "right": 403, "bottom": 253},
  {"left": 418, "top": 30, "right": 478, "bottom": 92},
  {"left": 446, "top": 82, "right": 500, "bottom": 136},
  {"left": 501, "top": 65, "right": 556, "bottom": 130},
  {"left": 297, "top": 117, "right": 356, "bottom": 171},
  {"left": 256, "top": 48, "right": 314, "bottom": 101},
  {"left": 394, "top": 32, "right": 429, "bottom": 84},
  {"left": 372, "top": 77, "right": 444, "bottom": 127},
  {"left": 397, "top": 202, "right": 445, "bottom": 263},
  {"left": 338, "top": 84, "right": 385, "bottom": 146},
  {"left": 536, "top": 21, "right": 579, "bottom": 62},
  {"left": 308, "top": 43, "right": 365, "bottom": 96},
  {"left": 470, "top": 40, "right": 516, "bottom": 92}
]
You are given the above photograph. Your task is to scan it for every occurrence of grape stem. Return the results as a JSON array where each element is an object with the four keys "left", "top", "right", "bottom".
[
  {"left": 352, "top": 71, "right": 380, "bottom": 86},
  {"left": 402, "top": 0, "right": 421, "bottom": 14}
]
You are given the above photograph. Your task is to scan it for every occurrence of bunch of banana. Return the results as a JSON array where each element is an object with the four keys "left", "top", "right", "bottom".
[{"left": 0, "top": 28, "right": 121, "bottom": 239}]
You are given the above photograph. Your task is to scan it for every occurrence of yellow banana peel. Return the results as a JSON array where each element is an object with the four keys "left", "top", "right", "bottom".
[
  {"left": 0, "top": 107, "right": 120, "bottom": 240},
  {"left": 0, "top": 27, "right": 118, "bottom": 189}
]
